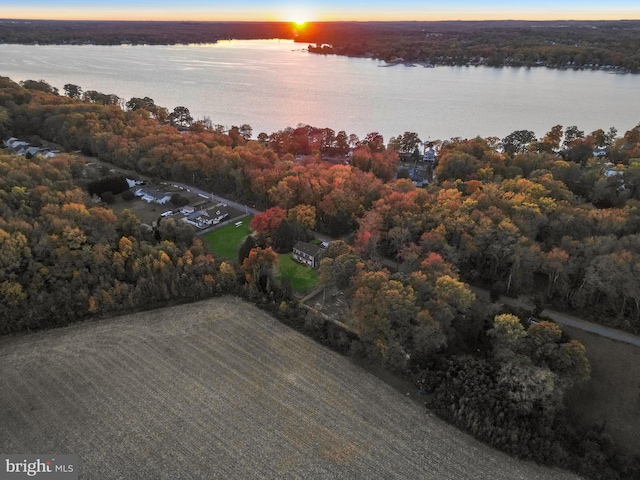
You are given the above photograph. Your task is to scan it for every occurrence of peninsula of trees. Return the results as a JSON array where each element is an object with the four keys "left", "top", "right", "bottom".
[
  {"left": 1, "top": 20, "right": 639, "bottom": 72},
  {"left": 2, "top": 76, "right": 640, "bottom": 478},
  {"left": 301, "top": 20, "right": 640, "bottom": 73}
]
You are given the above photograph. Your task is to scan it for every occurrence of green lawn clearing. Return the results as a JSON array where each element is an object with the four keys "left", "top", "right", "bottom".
[
  {"left": 203, "top": 219, "right": 318, "bottom": 292},
  {"left": 277, "top": 253, "right": 319, "bottom": 292},
  {"left": 202, "top": 215, "right": 253, "bottom": 259}
]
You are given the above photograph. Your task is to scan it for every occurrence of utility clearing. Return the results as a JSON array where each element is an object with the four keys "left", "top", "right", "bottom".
[{"left": 0, "top": 297, "right": 579, "bottom": 479}]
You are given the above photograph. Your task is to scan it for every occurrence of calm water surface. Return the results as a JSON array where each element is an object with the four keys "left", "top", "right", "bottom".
[{"left": 1, "top": 39, "right": 639, "bottom": 141}]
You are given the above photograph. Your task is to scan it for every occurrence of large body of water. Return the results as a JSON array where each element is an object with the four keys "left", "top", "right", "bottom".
[{"left": 1, "top": 39, "right": 639, "bottom": 142}]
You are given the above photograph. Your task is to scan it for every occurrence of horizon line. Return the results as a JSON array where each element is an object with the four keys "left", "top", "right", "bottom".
[{"left": 2, "top": 17, "right": 640, "bottom": 23}]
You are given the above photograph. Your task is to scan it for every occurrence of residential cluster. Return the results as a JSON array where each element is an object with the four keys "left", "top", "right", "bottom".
[
  {"left": 129, "top": 183, "right": 234, "bottom": 229},
  {"left": 3, "top": 137, "right": 59, "bottom": 158}
]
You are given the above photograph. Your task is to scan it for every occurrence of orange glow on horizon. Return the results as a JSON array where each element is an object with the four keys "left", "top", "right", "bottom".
[
  {"left": 1, "top": 6, "right": 639, "bottom": 22},
  {"left": 280, "top": 5, "right": 316, "bottom": 24}
]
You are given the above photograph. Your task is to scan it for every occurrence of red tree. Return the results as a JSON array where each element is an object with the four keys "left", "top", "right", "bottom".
[{"left": 250, "top": 207, "right": 287, "bottom": 235}]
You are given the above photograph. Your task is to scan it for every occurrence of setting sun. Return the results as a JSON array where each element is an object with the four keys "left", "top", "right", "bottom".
[{"left": 284, "top": 6, "right": 315, "bottom": 24}]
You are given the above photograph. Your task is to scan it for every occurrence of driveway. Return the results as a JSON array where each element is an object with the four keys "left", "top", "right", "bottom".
[{"left": 471, "top": 287, "right": 640, "bottom": 348}]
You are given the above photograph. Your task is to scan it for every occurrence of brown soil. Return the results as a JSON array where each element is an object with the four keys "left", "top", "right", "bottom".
[{"left": 0, "top": 297, "right": 579, "bottom": 479}]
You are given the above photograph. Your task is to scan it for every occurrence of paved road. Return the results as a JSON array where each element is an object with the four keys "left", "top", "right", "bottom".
[
  {"left": 471, "top": 287, "right": 640, "bottom": 348},
  {"left": 538, "top": 308, "right": 640, "bottom": 347},
  {"left": 82, "top": 155, "right": 340, "bottom": 243},
  {"left": 178, "top": 181, "right": 337, "bottom": 243},
  {"left": 84, "top": 155, "right": 640, "bottom": 348},
  {"left": 169, "top": 181, "right": 260, "bottom": 216}
]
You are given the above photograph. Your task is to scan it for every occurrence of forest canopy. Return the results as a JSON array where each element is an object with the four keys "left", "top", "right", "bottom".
[
  {"left": 2, "top": 75, "right": 640, "bottom": 478},
  {"left": 3, "top": 75, "right": 640, "bottom": 333}
]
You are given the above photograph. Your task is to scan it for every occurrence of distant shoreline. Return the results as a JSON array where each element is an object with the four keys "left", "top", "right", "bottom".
[{"left": 1, "top": 19, "right": 639, "bottom": 73}]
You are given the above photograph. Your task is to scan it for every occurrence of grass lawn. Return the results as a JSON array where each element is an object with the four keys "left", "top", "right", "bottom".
[
  {"left": 203, "top": 219, "right": 318, "bottom": 292},
  {"left": 277, "top": 253, "right": 319, "bottom": 292},
  {"left": 202, "top": 215, "right": 253, "bottom": 259}
]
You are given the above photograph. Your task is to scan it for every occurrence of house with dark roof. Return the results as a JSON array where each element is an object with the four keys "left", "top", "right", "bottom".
[
  {"left": 292, "top": 241, "right": 323, "bottom": 268},
  {"left": 181, "top": 205, "right": 230, "bottom": 229},
  {"left": 184, "top": 210, "right": 214, "bottom": 229},
  {"left": 208, "top": 205, "right": 230, "bottom": 225}
]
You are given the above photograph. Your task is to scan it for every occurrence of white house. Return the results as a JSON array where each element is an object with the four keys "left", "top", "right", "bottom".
[
  {"left": 423, "top": 147, "right": 437, "bottom": 164},
  {"left": 134, "top": 188, "right": 172, "bottom": 205},
  {"left": 593, "top": 147, "right": 609, "bottom": 158},
  {"left": 209, "top": 206, "right": 230, "bottom": 225},
  {"left": 25, "top": 146, "right": 41, "bottom": 157}
]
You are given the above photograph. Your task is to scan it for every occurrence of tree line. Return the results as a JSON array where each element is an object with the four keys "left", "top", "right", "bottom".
[
  {"left": 0, "top": 20, "right": 296, "bottom": 45},
  {"left": 0, "top": 149, "right": 239, "bottom": 333},
  {"left": 2, "top": 20, "right": 639, "bottom": 72},
  {"left": 300, "top": 20, "right": 640, "bottom": 73}
]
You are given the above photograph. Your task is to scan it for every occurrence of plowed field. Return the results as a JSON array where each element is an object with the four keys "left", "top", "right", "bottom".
[{"left": 0, "top": 297, "right": 579, "bottom": 479}]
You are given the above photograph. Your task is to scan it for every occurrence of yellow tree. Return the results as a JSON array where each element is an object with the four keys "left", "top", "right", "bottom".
[
  {"left": 287, "top": 204, "right": 317, "bottom": 230},
  {"left": 424, "top": 274, "right": 476, "bottom": 330},
  {"left": 433, "top": 275, "right": 475, "bottom": 312},
  {"left": 488, "top": 313, "right": 526, "bottom": 356},
  {"left": 351, "top": 270, "right": 417, "bottom": 355},
  {"left": 0, "top": 229, "right": 30, "bottom": 273}
]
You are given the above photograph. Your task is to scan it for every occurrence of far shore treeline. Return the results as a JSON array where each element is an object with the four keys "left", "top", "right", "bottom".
[
  {"left": 1, "top": 76, "right": 640, "bottom": 478},
  {"left": 1, "top": 19, "right": 640, "bottom": 72}
]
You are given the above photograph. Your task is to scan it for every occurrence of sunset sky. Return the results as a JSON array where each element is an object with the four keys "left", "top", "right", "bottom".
[{"left": 1, "top": 1, "right": 639, "bottom": 22}]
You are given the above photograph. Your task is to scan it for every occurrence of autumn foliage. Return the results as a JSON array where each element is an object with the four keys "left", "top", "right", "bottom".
[
  {"left": 250, "top": 207, "right": 287, "bottom": 235},
  {"left": 3, "top": 76, "right": 640, "bottom": 479},
  {"left": 0, "top": 151, "right": 227, "bottom": 333}
]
